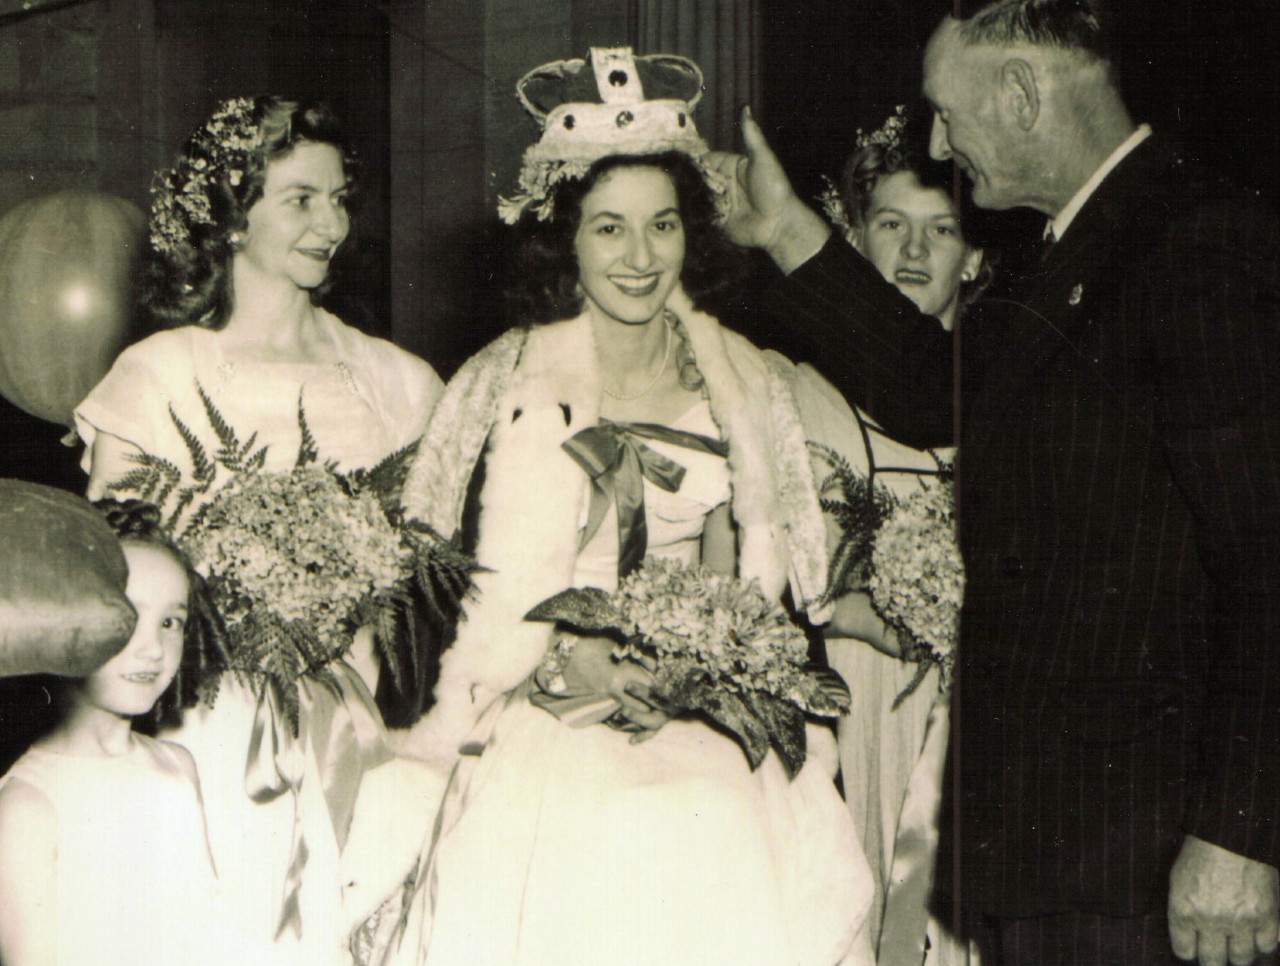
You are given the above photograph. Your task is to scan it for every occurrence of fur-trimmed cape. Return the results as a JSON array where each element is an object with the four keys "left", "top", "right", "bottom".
[{"left": 396, "top": 290, "right": 830, "bottom": 774}]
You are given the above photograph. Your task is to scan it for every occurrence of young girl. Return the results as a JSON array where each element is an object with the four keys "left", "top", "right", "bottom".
[{"left": 0, "top": 500, "right": 237, "bottom": 966}]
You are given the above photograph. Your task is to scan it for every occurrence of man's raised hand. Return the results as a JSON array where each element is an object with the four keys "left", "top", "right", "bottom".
[{"left": 706, "top": 106, "right": 830, "bottom": 274}]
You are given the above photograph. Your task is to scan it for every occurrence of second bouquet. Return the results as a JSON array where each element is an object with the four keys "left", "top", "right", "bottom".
[{"left": 526, "top": 556, "right": 850, "bottom": 776}]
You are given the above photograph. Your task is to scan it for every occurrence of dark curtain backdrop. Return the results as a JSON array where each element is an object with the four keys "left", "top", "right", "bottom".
[{"left": 638, "top": 0, "right": 761, "bottom": 153}]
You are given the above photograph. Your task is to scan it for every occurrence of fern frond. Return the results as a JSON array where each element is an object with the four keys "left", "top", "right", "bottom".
[
  {"left": 168, "top": 485, "right": 205, "bottom": 534},
  {"left": 115, "top": 452, "right": 182, "bottom": 502},
  {"left": 198, "top": 383, "right": 241, "bottom": 458},
  {"left": 356, "top": 589, "right": 411, "bottom": 694},
  {"left": 226, "top": 431, "right": 261, "bottom": 474},
  {"left": 818, "top": 469, "right": 848, "bottom": 495},
  {"left": 824, "top": 534, "right": 871, "bottom": 601},
  {"left": 349, "top": 440, "right": 421, "bottom": 514},
  {"left": 296, "top": 399, "right": 318, "bottom": 468},
  {"left": 170, "top": 406, "right": 215, "bottom": 484},
  {"left": 107, "top": 466, "right": 164, "bottom": 501},
  {"left": 245, "top": 443, "right": 269, "bottom": 473},
  {"left": 819, "top": 496, "right": 849, "bottom": 517},
  {"left": 891, "top": 655, "right": 934, "bottom": 710},
  {"left": 407, "top": 527, "right": 481, "bottom": 627},
  {"left": 808, "top": 440, "right": 854, "bottom": 477}
]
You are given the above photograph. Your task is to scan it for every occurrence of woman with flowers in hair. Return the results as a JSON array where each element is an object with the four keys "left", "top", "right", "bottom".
[
  {"left": 74, "top": 97, "right": 443, "bottom": 964},
  {"left": 373, "top": 48, "right": 873, "bottom": 966},
  {"left": 794, "top": 105, "right": 989, "bottom": 964}
]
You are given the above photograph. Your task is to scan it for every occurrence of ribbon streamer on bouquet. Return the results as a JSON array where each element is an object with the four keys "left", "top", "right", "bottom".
[
  {"left": 245, "top": 679, "right": 310, "bottom": 939},
  {"left": 877, "top": 694, "right": 951, "bottom": 966},
  {"left": 244, "top": 658, "right": 393, "bottom": 938},
  {"left": 562, "top": 420, "right": 728, "bottom": 578},
  {"left": 307, "top": 658, "right": 394, "bottom": 850}
]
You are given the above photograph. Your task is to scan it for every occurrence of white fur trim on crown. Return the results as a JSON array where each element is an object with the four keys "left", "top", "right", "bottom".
[{"left": 528, "top": 100, "right": 708, "bottom": 165}]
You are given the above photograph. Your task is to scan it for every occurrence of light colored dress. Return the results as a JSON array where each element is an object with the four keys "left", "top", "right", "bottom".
[
  {"left": 0, "top": 734, "right": 237, "bottom": 966},
  {"left": 387, "top": 401, "right": 872, "bottom": 966},
  {"left": 75, "top": 310, "right": 444, "bottom": 966},
  {"left": 791, "top": 363, "right": 972, "bottom": 966}
]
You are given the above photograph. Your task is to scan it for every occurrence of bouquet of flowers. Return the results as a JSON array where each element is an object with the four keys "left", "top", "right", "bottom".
[
  {"left": 811, "top": 441, "right": 963, "bottom": 703},
  {"left": 526, "top": 556, "right": 850, "bottom": 775},
  {"left": 111, "top": 388, "right": 477, "bottom": 731}
]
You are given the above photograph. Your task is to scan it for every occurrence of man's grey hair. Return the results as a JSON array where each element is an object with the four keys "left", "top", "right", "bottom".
[{"left": 957, "top": 0, "right": 1115, "bottom": 67}]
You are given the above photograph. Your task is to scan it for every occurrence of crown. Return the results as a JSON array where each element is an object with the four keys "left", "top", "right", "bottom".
[{"left": 499, "top": 47, "right": 721, "bottom": 224}]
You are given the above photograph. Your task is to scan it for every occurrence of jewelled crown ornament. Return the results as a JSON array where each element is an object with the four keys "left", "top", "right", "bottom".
[{"left": 499, "top": 47, "right": 723, "bottom": 224}]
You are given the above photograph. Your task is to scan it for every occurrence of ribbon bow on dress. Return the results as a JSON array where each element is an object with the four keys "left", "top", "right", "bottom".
[{"left": 561, "top": 419, "right": 729, "bottom": 578}]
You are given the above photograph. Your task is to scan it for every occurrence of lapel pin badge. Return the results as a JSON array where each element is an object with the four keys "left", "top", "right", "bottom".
[{"left": 1069, "top": 283, "right": 1083, "bottom": 306}]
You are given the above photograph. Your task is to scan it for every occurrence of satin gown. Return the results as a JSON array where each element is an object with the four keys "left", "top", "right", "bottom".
[{"left": 386, "top": 400, "right": 874, "bottom": 966}]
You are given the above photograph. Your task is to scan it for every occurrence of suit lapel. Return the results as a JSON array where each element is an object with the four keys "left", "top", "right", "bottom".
[{"left": 962, "top": 139, "right": 1174, "bottom": 456}]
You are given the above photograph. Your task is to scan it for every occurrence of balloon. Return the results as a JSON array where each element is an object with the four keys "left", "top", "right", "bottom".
[
  {"left": 0, "top": 190, "right": 145, "bottom": 426},
  {"left": 0, "top": 480, "right": 136, "bottom": 678}
]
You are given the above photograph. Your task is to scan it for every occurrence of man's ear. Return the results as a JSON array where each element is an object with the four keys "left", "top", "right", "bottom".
[{"left": 1000, "top": 58, "right": 1040, "bottom": 131}]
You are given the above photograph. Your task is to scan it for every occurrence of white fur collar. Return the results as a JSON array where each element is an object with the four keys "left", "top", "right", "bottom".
[{"left": 398, "top": 299, "right": 829, "bottom": 772}]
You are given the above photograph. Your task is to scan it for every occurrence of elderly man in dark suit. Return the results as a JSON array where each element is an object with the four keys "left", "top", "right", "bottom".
[{"left": 713, "top": 2, "right": 1280, "bottom": 963}]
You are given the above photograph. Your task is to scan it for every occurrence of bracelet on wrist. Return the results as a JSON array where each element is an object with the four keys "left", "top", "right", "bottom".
[{"left": 537, "top": 635, "right": 577, "bottom": 695}]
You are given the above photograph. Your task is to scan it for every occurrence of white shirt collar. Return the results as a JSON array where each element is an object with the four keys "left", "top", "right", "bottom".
[{"left": 1047, "top": 123, "right": 1152, "bottom": 242}]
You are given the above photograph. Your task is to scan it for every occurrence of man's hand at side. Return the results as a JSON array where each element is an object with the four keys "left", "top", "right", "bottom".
[{"left": 1170, "top": 834, "right": 1280, "bottom": 966}]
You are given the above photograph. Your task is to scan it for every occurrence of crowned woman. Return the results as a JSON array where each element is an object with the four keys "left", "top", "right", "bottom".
[{"left": 368, "top": 48, "right": 874, "bottom": 966}]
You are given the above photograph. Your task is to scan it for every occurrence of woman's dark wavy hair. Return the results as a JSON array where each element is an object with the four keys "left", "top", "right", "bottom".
[
  {"left": 838, "top": 132, "right": 996, "bottom": 315},
  {"left": 92, "top": 499, "right": 228, "bottom": 733},
  {"left": 140, "top": 96, "right": 359, "bottom": 332},
  {"left": 511, "top": 151, "right": 744, "bottom": 325}
]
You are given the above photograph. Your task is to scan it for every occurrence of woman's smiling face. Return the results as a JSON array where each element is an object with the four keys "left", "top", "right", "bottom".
[
  {"left": 238, "top": 141, "right": 351, "bottom": 290},
  {"left": 574, "top": 165, "right": 685, "bottom": 327}
]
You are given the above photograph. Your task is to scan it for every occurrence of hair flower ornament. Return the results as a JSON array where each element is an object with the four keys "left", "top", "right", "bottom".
[
  {"left": 499, "top": 47, "right": 726, "bottom": 224},
  {"left": 149, "top": 96, "right": 261, "bottom": 256},
  {"left": 854, "top": 104, "right": 908, "bottom": 152}
]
